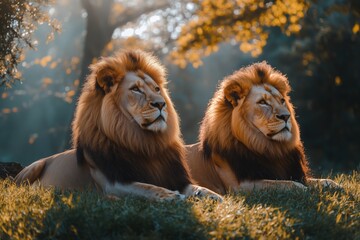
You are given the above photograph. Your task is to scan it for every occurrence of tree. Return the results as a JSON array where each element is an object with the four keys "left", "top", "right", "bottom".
[
  {"left": 0, "top": 0, "right": 60, "bottom": 88},
  {"left": 170, "top": 0, "right": 309, "bottom": 67},
  {"left": 286, "top": 0, "right": 360, "bottom": 170},
  {"left": 78, "top": 0, "right": 171, "bottom": 85}
]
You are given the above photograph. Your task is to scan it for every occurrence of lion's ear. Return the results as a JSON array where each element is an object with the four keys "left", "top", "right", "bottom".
[
  {"left": 224, "top": 82, "right": 244, "bottom": 107},
  {"left": 95, "top": 67, "right": 117, "bottom": 94}
]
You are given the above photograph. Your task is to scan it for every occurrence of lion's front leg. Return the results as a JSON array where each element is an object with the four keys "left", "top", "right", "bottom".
[
  {"left": 182, "top": 184, "right": 223, "bottom": 201},
  {"left": 213, "top": 158, "right": 307, "bottom": 192},
  {"left": 90, "top": 168, "right": 185, "bottom": 201},
  {"left": 105, "top": 182, "right": 186, "bottom": 201},
  {"left": 306, "top": 178, "right": 341, "bottom": 189}
]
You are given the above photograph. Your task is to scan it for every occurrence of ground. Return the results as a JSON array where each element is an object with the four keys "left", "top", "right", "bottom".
[{"left": 0, "top": 172, "right": 359, "bottom": 239}]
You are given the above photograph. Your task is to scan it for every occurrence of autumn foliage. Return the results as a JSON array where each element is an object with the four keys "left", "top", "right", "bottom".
[
  {"left": 171, "top": 0, "right": 309, "bottom": 67},
  {"left": 0, "top": 0, "right": 60, "bottom": 87}
]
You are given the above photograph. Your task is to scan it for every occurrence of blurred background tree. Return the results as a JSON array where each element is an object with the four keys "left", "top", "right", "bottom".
[
  {"left": 0, "top": 0, "right": 60, "bottom": 87},
  {"left": 78, "top": 0, "right": 172, "bottom": 85},
  {"left": 0, "top": 0, "right": 359, "bottom": 173}
]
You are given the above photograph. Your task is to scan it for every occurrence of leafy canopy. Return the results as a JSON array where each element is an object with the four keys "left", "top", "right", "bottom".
[
  {"left": 0, "top": 0, "right": 60, "bottom": 88},
  {"left": 171, "top": 0, "right": 309, "bottom": 67}
]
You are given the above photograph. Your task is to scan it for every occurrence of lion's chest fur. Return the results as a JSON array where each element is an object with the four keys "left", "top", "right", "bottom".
[
  {"left": 77, "top": 144, "right": 191, "bottom": 192},
  {"left": 204, "top": 140, "right": 308, "bottom": 183}
]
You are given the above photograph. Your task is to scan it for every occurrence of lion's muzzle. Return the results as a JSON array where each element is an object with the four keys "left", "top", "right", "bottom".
[{"left": 150, "top": 101, "right": 166, "bottom": 110}]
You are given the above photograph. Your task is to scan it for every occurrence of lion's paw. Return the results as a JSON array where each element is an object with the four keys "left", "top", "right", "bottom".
[
  {"left": 307, "top": 178, "right": 342, "bottom": 189},
  {"left": 292, "top": 181, "right": 308, "bottom": 190},
  {"left": 319, "top": 179, "right": 342, "bottom": 189},
  {"left": 192, "top": 186, "right": 223, "bottom": 202},
  {"left": 158, "top": 190, "right": 185, "bottom": 201}
]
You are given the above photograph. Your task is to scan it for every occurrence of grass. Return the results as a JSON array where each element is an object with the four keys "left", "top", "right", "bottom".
[{"left": 0, "top": 172, "right": 359, "bottom": 240}]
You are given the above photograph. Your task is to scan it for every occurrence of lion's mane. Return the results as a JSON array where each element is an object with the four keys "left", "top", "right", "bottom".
[
  {"left": 199, "top": 62, "right": 310, "bottom": 183},
  {"left": 72, "top": 50, "right": 191, "bottom": 191}
]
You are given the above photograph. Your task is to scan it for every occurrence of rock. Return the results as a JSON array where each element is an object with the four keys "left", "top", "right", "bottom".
[{"left": 0, "top": 162, "right": 23, "bottom": 179}]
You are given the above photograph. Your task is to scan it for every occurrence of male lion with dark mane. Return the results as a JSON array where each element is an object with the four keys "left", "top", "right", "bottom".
[
  {"left": 186, "top": 62, "right": 340, "bottom": 195},
  {"left": 15, "top": 50, "right": 222, "bottom": 201}
]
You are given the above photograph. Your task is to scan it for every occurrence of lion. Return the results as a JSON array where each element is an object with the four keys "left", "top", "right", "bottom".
[
  {"left": 15, "top": 50, "right": 222, "bottom": 201},
  {"left": 185, "top": 62, "right": 340, "bottom": 195}
]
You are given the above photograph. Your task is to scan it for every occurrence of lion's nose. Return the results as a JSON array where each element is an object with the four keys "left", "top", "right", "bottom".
[
  {"left": 150, "top": 101, "right": 166, "bottom": 110},
  {"left": 276, "top": 114, "right": 290, "bottom": 122}
]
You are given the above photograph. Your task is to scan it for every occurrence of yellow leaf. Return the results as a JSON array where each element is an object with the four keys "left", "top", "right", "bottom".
[
  {"left": 19, "top": 54, "right": 26, "bottom": 62},
  {"left": 42, "top": 77, "right": 53, "bottom": 87},
  {"left": 290, "top": 15, "right": 298, "bottom": 23},
  {"left": 352, "top": 23, "right": 359, "bottom": 34},
  {"left": 4, "top": 54, "right": 11, "bottom": 62},
  {"left": 50, "top": 62, "right": 58, "bottom": 69},
  {"left": 240, "top": 42, "right": 253, "bottom": 52},
  {"left": 73, "top": 79, "right": 80, "bottom": 87},
  {"left": 1, "top": 93, "right": 8, "bottom": 99},
  {"left": 67, "top": 90, "right": 75, "bottom": 97},
  {"left": 71, "top": 57, "right": 80, "bottom": 66},
  {"left": 14, "top": 71, "right": 22, "bottom": 79},
  {"left": 279, "top": 16, "right": 287, "bottom": 24},
  {"left": 193, "top": 60, "right": 203, "bottom": 68},
  {"left": 40, "top": 56, "right": 52, "bottom": 67},
  {"left": 288, "top": 24, "right": 301, "bottom": 33},
  {"left": 64, "top": 97, "right": 73, "bottom": 103},
  {"left": 335, "top": 76, "right": 342, "bottom": 86},
  {"left": 28, "top": 133, "right": 39, "bottom": 144},
  {"left": 2, "top": 108, "right": 11, "bottom": 114}
]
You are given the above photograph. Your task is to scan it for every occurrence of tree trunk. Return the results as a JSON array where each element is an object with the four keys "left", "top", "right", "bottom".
[
  {"left": 62, "top": 0, "right": 116, "bottom": 149},
  {"left": 78, "top": 0, "right": 170, "bottom": 86},
  {"left": 79, "top": 0, "right": 115, "bottom": 86}
]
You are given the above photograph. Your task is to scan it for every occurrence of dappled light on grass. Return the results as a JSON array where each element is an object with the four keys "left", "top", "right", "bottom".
[
  {"left": 0, "top": 172, "right": 359, "bottom": 239},
  {"left": 192, "top": 197, "right": 296, "bottom": 239},
  {"left": 0, "top": 180, "right": 55, "bottom": 239}
]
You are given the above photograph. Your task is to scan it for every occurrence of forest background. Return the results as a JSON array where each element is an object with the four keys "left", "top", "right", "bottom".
[{"left": 0, "top": 0, "right": 359, "bottom": 174}]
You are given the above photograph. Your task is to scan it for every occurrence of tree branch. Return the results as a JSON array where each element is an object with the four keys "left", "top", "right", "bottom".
[{"left": 111, "top": 1, "right": 171, "bottom": 29}]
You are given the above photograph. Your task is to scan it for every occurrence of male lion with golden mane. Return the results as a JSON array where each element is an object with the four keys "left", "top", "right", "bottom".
[
  {"left": 15, "top": 50, "right": 222, "bottom": 201},
  {"left": 186, "top": 62, "right": 340, "bottom": 195}
]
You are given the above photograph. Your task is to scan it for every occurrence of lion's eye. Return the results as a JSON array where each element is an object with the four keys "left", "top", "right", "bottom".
[
  {"left": 280, "top": 99, "right": 285, "bottom": 105},
  {"left": 155, "top": 86, "right": 160, "bottom": 92},
  {"left": 131, "top": 86, "right": 142, "bottom": 93},
  {"left": 258, "top": 99, "right": 268, "bottom": 105}
]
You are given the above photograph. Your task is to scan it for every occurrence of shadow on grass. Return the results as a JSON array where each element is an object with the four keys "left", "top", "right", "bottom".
[
  {"left": 36, "top": 190, "right": 209, "bottom": 240},
  {"left": 240, "top": 186, "right": 358, "bottom": 239},
  {"left": 2, "top": 177, "right": 358, "bottom": 239}
]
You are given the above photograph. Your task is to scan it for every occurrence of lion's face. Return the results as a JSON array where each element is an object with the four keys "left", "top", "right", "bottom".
[
  {"left": 119, "top": 71, "right": 168, "bottom": 132},
  {"left": 241, "top": 84, "right": 292, "bottom": 142},
  {"left": 73, "top": 50, "right": 182, "bottom": 154},
  {"left": 200, "top": 61, "right": 300, "bottom": 156}
]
